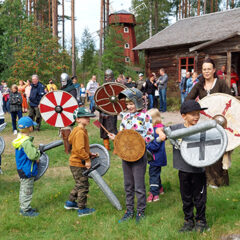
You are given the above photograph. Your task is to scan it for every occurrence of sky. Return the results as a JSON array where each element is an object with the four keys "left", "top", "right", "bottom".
[{"left": 59, "top": 0, "right": 132, "bottom": 50}]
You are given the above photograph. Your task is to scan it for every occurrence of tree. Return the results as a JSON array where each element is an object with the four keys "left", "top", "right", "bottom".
[{"left": 71, "top": 0, "right": 76, "bottom": 76}]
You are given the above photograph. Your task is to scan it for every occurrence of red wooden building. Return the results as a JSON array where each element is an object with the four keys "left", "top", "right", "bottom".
[{"left": 109, "top": 10, "right": 139, "bottom": 65}]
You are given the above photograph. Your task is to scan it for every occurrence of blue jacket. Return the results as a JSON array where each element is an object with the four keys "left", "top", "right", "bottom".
[
  {"left": 147, "top": 124, "right": 167, "bottom": 167},
  {"left": 29, "top": 82, "right": 45, "bottom": 107},
  {"left": 12, "top": 134, "right": 40, "bottom": 178}
]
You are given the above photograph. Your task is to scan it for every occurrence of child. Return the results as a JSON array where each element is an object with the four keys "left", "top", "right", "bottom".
[
  {"left": 0, "top": 91, "right": 4, "bottom": 174},
  {"left": 158, "top": 100, "right": 209, "bottom": 232},
  {"left": 64, "top": 107, "right": 97, "bottom": 217},
  {"left": 80, "top": 83, "right": 86, "bottom": 105},
  {"left": 9, "top": 84, "right": 23, "bottom": 135},
  {"left": 108, "top": 88, "right": 154, "bottom": 223},
  {"left": 146, "top": 108, "right": 167, "bottom": 202},
  {"left": 12, "top": 116, "right": 40, "bottom": 217}
]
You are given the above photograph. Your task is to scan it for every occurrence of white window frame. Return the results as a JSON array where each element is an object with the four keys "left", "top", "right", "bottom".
[
  {"left": 124, "top": 27, "right": 129, "bottom": 33},
  {"left": 124, "top": 43, "right": 130, "bottom": 49},
  {"left": 125, "top": 57, "right": 130, "bottom": 63}
]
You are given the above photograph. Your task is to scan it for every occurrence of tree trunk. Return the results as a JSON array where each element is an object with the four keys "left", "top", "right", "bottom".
[
  {"left": 184, "top": 0, "right": 187, "bottom": 18},
  {"left": 231, "top": 0, "right": 234, "bottom": 8},
  {"left": 188, "top": 0, "right": 190, "bottom": 17},
  {"left": 29, "top": 0, "right": 32, "bottom": 15},
  {"left": 48, "top": 0, "right": 51, "bottom": 29},
  {"left": 71, "top": 0, "right": 76, "bottom": 76},
  {"left": 182, "top": 0, "right": 184, "bottom": 18},
  {"left": 197, "top": 0, "right": 200, "bottom": 16},
  {"left": 226, "top": 0, "right": 229, "bottom": 9},
  {"left": 99, "top": 0, "right": 104, "bottom": 57},
  {"left": 178, "top": 0, "right": 181, "bottom": 19},
  {"left": 106, "top": 0, "right": 109, "bottom": 28},
  {"left": 62, "top": 0, "right": 65, "bottom": 49},
  {"left": 215, "top": 0, "right": 218, "bottom": 12},
  {"left": 26, "top": 0, "right": 28, "bottom": 16},
  {"left": 149, "top": 0, "right": 153, "bottom": 37},
  {"left": 204, "top": 0, "right": 207, "bottom": 14},
  {"left": 52, "top": 0, "right": 58, "bottom": 37},
  {"left": 154, "top": 0, "right": 158, "bottom": 33},
  {"left": 210, "top": 0, "right": 213, "bottom": 12}
]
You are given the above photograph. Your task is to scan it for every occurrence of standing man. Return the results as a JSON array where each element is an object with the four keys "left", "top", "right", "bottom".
[
  {"left": 180, "top": 72, "right": 190, "bottom": 104},
  {"left": 136, "top": 73, "right": 145, "bottom": 92},
  {"left": 86, "top": 75, "right": 99, "bottom": 113},
  {"left": 158, "top": 68, "right": 168, "bottom": 112},
  {"left": 217, "top": 65, "right": 226, "bottom": 81},
  {"left": 29, "top": 74, "right": 45, "bottom": 131}
]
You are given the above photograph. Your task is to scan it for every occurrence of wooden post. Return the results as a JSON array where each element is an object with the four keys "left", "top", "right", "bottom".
[
  {"left": 226, "top": 51, "right": 231, "bottom": 88},
  {"left": 71, "top": 0, "right": 76, "bottom": 76}
]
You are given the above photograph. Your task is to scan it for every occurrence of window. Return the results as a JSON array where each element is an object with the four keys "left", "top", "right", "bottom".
[
  {"left": 125, "top": 57, "right": 130, "bottom": 63},
  {"left": 125, "top": 43, "right": 130, "bottom": 49},
  {"left": 178, "top": 57, "right": 195, "bottom": 82},
  {"left": 124, "top": 27, "right": 129, "bottom": 33}
]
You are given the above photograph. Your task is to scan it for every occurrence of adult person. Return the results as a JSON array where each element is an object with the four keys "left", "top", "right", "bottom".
[
  {"left": 157, "top": 68, "right": 168, "bottom": 112},
  {"left": 72, "top": 76, "right": 80, "bottom": 101},
  {"left": 186, "top": 58, "right": 231, "bottom": 188},
  {"left": 79, "top": 83, "right": 86, "bottom": 105},
  {"left": 1, "top": 82, "right": 10, "bottom": 113},
  {"left": 180, "top": 72, "right": 191, "bottom": 104},
  {"left": 99, "top": 69, "right": 118, "bottom": 150},
  {"left": 29, "top": 74, "right": 45, "bottom": 131},
  {"left": 25, "top": 80, "right": 32, "bottom": 103},
  {"left": 136, "top": 73, "right": 145, "bottom": 92},
  {"left": 144, "top": 73, "right": 157, "bottom": 109},
  {"left": 217, "top": 65, "right": 226, "bottom": 81},
  {"left": 18, "top": 80, "right": 28, "bottom": 113},
  {"left": 186, "top": 72, "right": 199, "bottom": 95},
  {"left": 116, "top": 74, "right": 126, "bottom": 85},
  {"left": 86, "top": 75, "right": 99, "bottom": 113},
  {"left": 46, "top": 79, "right": 57, "bottom": 92},
  {"left": 230, "top": 66, "right": 239, "bottom": 96},
  {"left": 125, "top": 77, "right": 136, "bottom": 88}
]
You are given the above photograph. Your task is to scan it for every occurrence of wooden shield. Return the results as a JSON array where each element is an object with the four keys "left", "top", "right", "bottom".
[
  {"left": 114, "top": 129, "right": 145, "bottom": 162},
  {"left": 94, "top": 83, "right": 127, "bottom": 115},
  {"left": 40, "top": 90, "right": 78, "bottom": 127},
  {"left": 198, "top": 93, "right": 240, "bottom": 151}
]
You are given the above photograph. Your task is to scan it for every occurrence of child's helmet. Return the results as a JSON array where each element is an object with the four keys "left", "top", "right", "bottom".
[{"left": 118, "top": 88, "right": 143, "bottom": 111}]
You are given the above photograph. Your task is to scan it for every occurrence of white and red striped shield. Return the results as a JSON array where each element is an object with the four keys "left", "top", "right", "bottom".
[{"left": 40, "top": 91, "right": 78, "bottom": 127}]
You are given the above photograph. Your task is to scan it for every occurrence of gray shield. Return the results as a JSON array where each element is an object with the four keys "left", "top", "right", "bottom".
[
  {"left": 0, "top": 123, "right": 7, "bottom": 132},
  {"left": 90, "top": 144, "right": 110, "bottom": 177},
  {"left": 180, "top": 124, "right": 228, "bottom": 167},
  {"left": 35, "top": 153, "right": 49, "bottom": 181},
  {"left": 0, "top": 137, "right": 5, "bottom": 155}
]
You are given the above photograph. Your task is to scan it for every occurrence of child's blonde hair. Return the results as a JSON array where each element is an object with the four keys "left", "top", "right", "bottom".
[{"left": 147, "top": 108, "right": 162, "bottom": 126}]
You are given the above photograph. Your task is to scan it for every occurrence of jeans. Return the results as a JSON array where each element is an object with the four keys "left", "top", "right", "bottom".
[
  {"left": 159, "top": 88, "right": 167, "bottom": 112},
  {"left": 148, "top": 94, "right": 154, "bottom": 109},
  {"left": 149, "top": 165, "right": 162, "bottom": 196},
  {"left": 89, "top": 96, "right": 95, "bottom": 113},
  {"left": 3, "top": 99, "right": 10, "bottom": 113},
  {"left": 11, "top": 110, "right": 23, "bottom": 131},
  {"left": 181, "top": 92, "right": 187, "bottom": 104}
]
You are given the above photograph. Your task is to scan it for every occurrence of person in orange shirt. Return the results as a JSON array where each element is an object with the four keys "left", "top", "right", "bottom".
[
  {"left": 18, "top": 80, "right": 28, "bottom": 113},
  {"left": 64, "top": 107, "right": 98, "bottom": 217}
]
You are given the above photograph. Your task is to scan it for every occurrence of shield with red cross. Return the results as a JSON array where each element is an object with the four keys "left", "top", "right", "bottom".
[{"left": 39, "top": 91, "right": 78, "bottom": 127}]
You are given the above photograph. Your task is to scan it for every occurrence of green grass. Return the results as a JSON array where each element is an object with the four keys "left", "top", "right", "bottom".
[{"left": 0, "top": 113, "right": 240, "bottom": 240}]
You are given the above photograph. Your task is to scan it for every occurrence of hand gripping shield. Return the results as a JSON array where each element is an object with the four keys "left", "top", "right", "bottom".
[
  {"left": 198, "top": 93, "right": 240, "bottom": 151},
  {"left": 94, "top": 83, "right": 127, "bottom": 115},
  {"left": 40, "top": 90, "right": 78, "bottom": 127}
]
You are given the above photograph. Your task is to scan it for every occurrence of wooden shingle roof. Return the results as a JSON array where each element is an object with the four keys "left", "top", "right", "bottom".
[{"left": 134, "top": 8, "right": 240, "bottom": 50}]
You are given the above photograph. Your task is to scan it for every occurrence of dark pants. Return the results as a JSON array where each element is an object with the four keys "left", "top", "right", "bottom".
[
  {"left": 0, "top": 118, "right": 4, "bottom": 166},
  {"left": 148, "top": 94, "right": 154, "bottom": 109},
  {"left": 69, "top": 166, "right": 89, "bottom": 209},
  {"left": 10, "top": 111, "right": 22, "bottom": 131},
  {"left": 159, "top": 88, "right": 167, "bottom": 112},
  {"left": 3, "top": 99, "right": 10, "bottom": 113},
  {"left": 29, "top": 106, "right": 41, "bottom": 130},
  {"left": 179, "top": 171, "right": 207, "bottom": 223},
  {"left": 122, "top": 152, "right": 147, "bottom": 213},
  {"left": 149, "top": 165, "right": 162, "bottom": 196}
]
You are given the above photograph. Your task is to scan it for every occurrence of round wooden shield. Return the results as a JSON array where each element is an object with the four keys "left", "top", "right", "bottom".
[
  {"left": 94, "top": 83, "right": 127, "bottom": 115},
  {"left": 114, "top": 129, "right": 145, "bottom": 162},
  {"left": 40, "top": 90, "right": 78, "bottom": 128},
  {"left": 0, "top": 136, "right": 5, "bottom": 155},
  {"left": 198, "top": 93, "right": 240, "bottom": 151}
]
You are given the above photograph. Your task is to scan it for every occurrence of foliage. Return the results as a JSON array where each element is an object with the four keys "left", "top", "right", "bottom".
[
  {"left": 1, "top": 114, "right": 240, "bottom": 239},
  {"left": 101, "top": 25, "right": 126, "bottom": 77},
  {"left": 8, "top": 19, "right": 71, "bottom": 85}
]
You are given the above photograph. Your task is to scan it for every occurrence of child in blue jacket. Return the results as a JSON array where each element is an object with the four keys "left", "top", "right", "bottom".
[
  {"left": 146, "top": 108, "right": 167, "bottom": 202},
  {"left": 12, "top": 116, "right": 40, "bottom": 217}
]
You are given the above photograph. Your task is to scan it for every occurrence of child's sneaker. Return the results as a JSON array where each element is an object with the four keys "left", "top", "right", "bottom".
[
  {"left": 136, "top": 211, "right": 145, "bottom": 223},
  {"left": 153, "top": 195, "right": 159, "bottom": 202},
  {"left": 13, "top": 130, "right": 18, "bottom": 135},
  {"left": 147, "top": 193, "right": 153, "bottom": 202},
  {"left": 194, "top": 221, "right": 210, "bottom": 232},
  {"left": 159, "top": 186, "right": 164, "bottom": 195},
  {"left": 77, "top": 208, "right": 95, "bottom": 217},
  {"left": 118, "top": 211, "right": 134, "bottom": 223},
  {"left": 20, "top": 208, "right": 39, "bottom": 217},
  {"left": 64, "top": 201, "right": 79, "bottom": 210},
  {"left": 179, "top": 220, "right": 195, "bottom": 232}
]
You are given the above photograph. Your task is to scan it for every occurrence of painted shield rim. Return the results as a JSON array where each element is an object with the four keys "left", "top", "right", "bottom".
[
  {"left": 34, "top": 152, "right": 49, "bottom": 181},
  {"left": 39, "top": 90, "right": 78, "bottom": 128},
  {"left": 0, "top": 136, "right": 5, "bottom": 155},
  {"left": 94, "top": 82, "right": 127, "bottom": 115}
]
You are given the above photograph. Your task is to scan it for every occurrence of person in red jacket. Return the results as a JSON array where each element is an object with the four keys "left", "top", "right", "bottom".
[
  {"left": 217, "top": 65, "right": 226, "bottom": 81},
  {"left": 230, "top": 66, "right": 239, "bottom": 96}
]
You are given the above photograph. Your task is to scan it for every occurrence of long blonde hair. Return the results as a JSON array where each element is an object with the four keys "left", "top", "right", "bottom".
[{"left": 147, "top": 108, "right": 162, "bottom": 126}]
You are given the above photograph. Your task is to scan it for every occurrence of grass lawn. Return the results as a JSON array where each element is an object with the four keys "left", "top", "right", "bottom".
[{"left": 0, "top": 113, "right": 240, "bottom": 240}]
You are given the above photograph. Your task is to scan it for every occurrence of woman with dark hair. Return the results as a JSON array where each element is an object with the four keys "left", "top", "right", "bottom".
[
  {"left": 144, "top": 73, "right": 157, "bottom": 109},
  {"left": 186, "top": 58, "right": 231, "bottom": 188}
]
